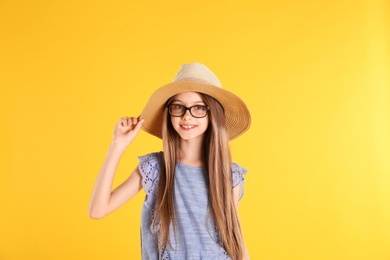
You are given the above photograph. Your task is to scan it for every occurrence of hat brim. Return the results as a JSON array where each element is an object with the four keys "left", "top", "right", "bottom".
[{"left": 140, "top": 81, "right": 251, "bottom": 140}]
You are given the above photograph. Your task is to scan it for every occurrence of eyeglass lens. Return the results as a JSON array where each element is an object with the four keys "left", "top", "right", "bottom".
[{"left": 169, "top": 104, "right": 209, "bottom": 118}]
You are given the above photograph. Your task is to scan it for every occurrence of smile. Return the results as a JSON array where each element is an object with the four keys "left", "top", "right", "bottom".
[{"left": 180, "top": 125, "right": 197, "bottom": 130}]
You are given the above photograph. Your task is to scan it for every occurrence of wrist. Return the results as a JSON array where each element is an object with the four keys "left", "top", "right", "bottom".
[{"left": 109, "top": 141, "right": 128, "bottom": 152}]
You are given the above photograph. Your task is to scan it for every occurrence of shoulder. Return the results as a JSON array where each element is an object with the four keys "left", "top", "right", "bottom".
[
  {"left": 138, "top": 152, "right": 163, "bottom": 195},
  {"left": 138, "top": 152, "right": 162, "bottom": 171},
  {"left": 232, "top": 162, "right": 248, "bottom": 187},
  {"left": 232, "top": 162, "right": 248, "bottom": 202},
  {"left": 138, "top": 151, "right": 162, "bottom": 164}
]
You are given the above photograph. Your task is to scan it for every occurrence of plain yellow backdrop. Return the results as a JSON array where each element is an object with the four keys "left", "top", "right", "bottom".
[{"left": 1, "top": 1, "right": 389, "bottom": 259}]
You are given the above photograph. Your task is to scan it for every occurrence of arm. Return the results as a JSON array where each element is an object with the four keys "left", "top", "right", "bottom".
[
  {"left": 233, "top": 185, "right": 250, "bottom": 260},
  {"left": 88, "top": 117, "right": 144, "bottom": 219}
]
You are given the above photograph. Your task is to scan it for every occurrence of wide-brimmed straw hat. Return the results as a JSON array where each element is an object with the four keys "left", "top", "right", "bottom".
[{"left": 140, "top": 62, "right": 251, "bottom": 140}]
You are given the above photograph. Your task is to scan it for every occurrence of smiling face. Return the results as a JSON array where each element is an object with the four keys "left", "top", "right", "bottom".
[{"left": 169, "top": 92, "right": 209, "bottom": 142}]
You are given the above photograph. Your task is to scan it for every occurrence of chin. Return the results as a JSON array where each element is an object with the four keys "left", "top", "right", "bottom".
[{"left": 178, "top": 133, "right": 204, "bottom": 142}]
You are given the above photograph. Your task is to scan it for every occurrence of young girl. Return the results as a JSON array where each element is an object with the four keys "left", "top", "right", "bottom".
[{"left": 89, "top": 63, "right": 251, "bottom": 260}]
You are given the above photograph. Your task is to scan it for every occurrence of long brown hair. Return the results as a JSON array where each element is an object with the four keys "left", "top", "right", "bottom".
[{"left": 153, "top": 92, "right": 244, "bottom": 259}]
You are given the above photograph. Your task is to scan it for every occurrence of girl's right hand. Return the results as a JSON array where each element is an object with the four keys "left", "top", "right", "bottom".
[{"left": 112, "top": 116, "right": 145, "bottom": 148}]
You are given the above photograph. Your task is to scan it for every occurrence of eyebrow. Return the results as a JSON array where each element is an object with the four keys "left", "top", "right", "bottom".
[{"left": 170, "top": 99, "right": 205, "bottom": 104}]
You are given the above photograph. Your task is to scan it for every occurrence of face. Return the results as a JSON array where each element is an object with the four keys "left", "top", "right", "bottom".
[{"left": 169, "top": 92, "right": 209, "bottom": 142}]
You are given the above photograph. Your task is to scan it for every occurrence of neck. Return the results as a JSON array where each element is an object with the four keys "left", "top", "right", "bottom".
[{"left": 178, "top": 138, "right": 205, "bottom": 167}]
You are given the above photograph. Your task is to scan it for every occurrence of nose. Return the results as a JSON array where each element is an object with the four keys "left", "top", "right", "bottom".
[{"left": 182, "top": 109, "right": 192, "bottom": 119}]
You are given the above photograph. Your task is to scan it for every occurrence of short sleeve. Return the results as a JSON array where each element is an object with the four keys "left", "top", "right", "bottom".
[
  {"left": 232, "top": 163, "right": 248, "bottom": 201},
  {"left": 138, "top": 152, "right": 161, "bottom": 208}
]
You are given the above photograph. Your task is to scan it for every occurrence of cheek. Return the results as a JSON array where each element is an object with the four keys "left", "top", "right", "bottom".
[{"left": 171, "top": 116, "right": 178, "bottom": 125}]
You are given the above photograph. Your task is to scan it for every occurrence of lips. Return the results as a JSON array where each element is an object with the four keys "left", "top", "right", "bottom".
[{"left": 180, "top": 124, "right": 197, "bottom": 130}]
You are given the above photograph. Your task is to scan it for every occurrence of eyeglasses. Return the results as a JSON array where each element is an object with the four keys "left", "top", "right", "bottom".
[{"left": 168, "top": 104, "right": 210, "bottom": 118}]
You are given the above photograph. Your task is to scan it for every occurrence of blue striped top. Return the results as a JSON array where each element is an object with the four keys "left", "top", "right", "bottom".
[{"left": 138, "top": 152, "right": 247, "bottom": 260}]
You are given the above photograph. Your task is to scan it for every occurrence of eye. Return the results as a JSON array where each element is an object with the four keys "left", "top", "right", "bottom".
[
  {"left": 194, "top": 105, "right": 206, "bottom": 111},
  {"left": 171, "top": 104, "right": 185, "bottom": 110}
]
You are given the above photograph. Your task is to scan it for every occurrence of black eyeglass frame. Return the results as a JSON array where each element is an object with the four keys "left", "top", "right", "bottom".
[{"left": 167, "top": 104, "right": 210, "bottom": 118}]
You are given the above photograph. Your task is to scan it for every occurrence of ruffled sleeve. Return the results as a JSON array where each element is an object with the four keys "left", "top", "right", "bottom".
[
  {"left": 232, "top": 163, "right": 248, "bottom": 201},
  {"left": 138, "top": 152, "right": 162, "bottom": 208}
]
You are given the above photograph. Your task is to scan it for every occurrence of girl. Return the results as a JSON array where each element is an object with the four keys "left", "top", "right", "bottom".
[{"left": 89, "top": 63, "right": 251, "bottom": 260}]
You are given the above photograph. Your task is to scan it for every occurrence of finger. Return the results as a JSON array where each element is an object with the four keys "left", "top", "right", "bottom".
[
  {"left": 118, "top": 116, "right": 139, "bottom": 127},
  {"left": 119, "top": 117, "right": 130, "bottom": 127},
  {"left": 133, "top": 118, "right": 145, "bottom": 132},
  {"left": 127, "top": 117, "right": 133, "bottom": 125},
  {"left": 129, "top": 117, "right": 136, "bottom": 126},
  {"left": 127, "top": 117, "right": 134, "bottom": 126},
  {"left": 118, "top": 118, "right": 124, "bottom": 126}
]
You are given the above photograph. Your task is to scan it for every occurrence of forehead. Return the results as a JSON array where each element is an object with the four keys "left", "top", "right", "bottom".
[{"left": 171, "top": 92, "right": 204, "bottom": 102}]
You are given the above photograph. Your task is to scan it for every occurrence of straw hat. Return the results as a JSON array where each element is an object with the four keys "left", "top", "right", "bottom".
[{"left": 140, "top": 62, "right": 251, "bottom": 140}]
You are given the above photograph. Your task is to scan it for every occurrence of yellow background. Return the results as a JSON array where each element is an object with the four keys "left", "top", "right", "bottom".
[{"left": 1, "top": 1, "right": 389, "bottom": 259}]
